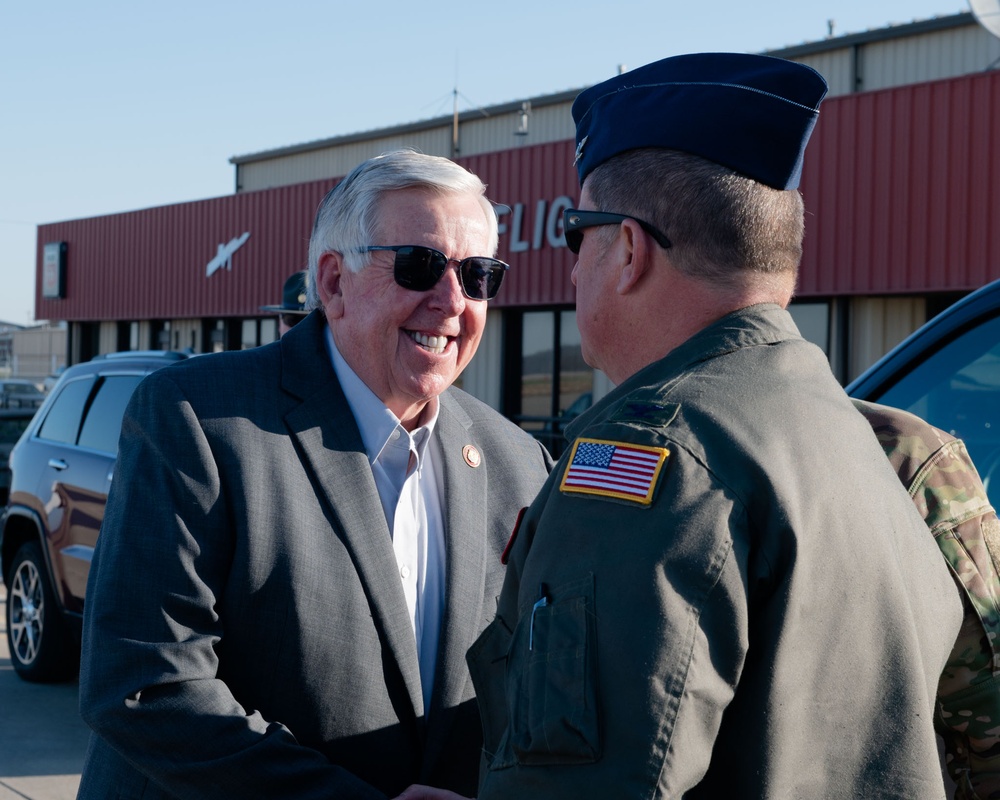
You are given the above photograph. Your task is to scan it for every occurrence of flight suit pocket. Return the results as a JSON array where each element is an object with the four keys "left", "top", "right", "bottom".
[
  {"left": 467, "top": 614, "right": 515, "bottom": 767},
  {"left": 506, "top": 573, "right": 600, "bottom": 765}
]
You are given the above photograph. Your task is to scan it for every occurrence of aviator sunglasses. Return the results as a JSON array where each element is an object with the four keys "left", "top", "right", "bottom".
[
  {"left": 358, "top": 245, "right": 509, "bottom": 301},
  {"left": 563, "top": 208, "right": 672, "bottom": 254}
]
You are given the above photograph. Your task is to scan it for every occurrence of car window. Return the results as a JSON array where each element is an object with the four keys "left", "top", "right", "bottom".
[
  {"left": 876, "top": 312, "right": 1000, "bottom": 505},
  {"left": 36, "top": 377, "right": 96, "bottom": 445},
  {"left": 77, "top": 375, "right": 144, "bottom": 454}
]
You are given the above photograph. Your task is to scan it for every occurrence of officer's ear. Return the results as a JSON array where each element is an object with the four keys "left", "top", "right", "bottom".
[
  {"left": 316, "top": 251, "right": 345, "bottom": 319},
  {"left": 615, "top": 218, "right": 655, "bottom": 296}
]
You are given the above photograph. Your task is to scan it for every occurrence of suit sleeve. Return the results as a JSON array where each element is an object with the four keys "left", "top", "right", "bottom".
[{"left": 78, "top": 371, "right": 387, "bottom": 800}]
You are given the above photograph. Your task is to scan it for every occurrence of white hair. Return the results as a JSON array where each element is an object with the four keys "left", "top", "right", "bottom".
[{"left": 305, "top": 149, "right": 499, "bottom": 309}]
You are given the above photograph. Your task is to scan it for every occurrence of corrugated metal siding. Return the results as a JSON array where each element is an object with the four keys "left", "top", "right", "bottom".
[
  {"left": 859, "top": 26, "right": 1000, "bottom": 92},
  {"left": 466, "top": 140, "right": 579, "bottom": 308},
  {"left": 36, "top": 179, "right": 335, "bottom": 321},
  {"left": 237, "top": 101, "right": 577, "bottom": 192},
  {"left": 232, "top": 21, "right": 994, "bottom": 194},
  {"left": 793, "top": 50, "right": 857, "bottom": 96},
  {"left": 36, "top": 69, "right": 1000, "bottom": 321},
  {"left": 98, "top": 321, "right": 117, "bottom": 353},
  {"left": 847, "top": 295, "right": 927, "bottom": 380},
  {"left": 35, "top": 141, "right": 580, "bottom": 321},
  {"left": 238, "top": 130, "right": 455, "bottom": 191},
  {"left": 799, "top": 68, "right": 1000, "bottom": 296},
  {"left": 456, "top": 101, "right": 575, "bottom": 159}
]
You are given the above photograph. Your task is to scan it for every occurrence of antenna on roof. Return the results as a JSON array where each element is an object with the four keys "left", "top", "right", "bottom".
[{"left": 514, "top": 101, "right": 531, "bottom": 136}]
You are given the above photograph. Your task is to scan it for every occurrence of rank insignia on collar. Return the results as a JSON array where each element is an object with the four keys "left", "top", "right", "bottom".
[
  {"left": 560, "top": 437, "right": 669, "bottom": 505},
  {"left": 574, "top": 135, "right": 588, "bottom": 165},
  {"left": 623, "top": 402, "right": 667, "bottom": 420},
  {"left": 611, "top": 400, "right": 680, "bottom": 427}
]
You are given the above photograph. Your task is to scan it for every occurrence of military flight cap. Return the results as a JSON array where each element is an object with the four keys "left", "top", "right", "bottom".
[
  {"left": 571, "top": 52, "right": 829, "bottom": 190},
  {"left": 260, "top": 270, "right": 309, "bottom": 315}
]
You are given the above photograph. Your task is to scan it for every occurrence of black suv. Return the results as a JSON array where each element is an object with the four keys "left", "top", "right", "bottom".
[{"left": 1, "top": 351, "right": 188, "bottom": 682}]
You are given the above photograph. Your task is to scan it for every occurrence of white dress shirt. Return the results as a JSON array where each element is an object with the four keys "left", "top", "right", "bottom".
[{"left": 325, "top": 328, "right": 446, "bottom": 714}]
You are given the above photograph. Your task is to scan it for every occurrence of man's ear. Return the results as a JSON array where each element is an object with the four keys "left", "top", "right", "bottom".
[
  {"left": 616, "top": 219, "right": 655, "bottom": 295},
  {"left": 316, "top": 251, "right": 346, "bottom": 319}
]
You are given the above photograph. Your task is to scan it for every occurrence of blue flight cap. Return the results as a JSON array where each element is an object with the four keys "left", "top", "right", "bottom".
[{"left": 571, "top": 53, "right": 828, "bottom": 190}]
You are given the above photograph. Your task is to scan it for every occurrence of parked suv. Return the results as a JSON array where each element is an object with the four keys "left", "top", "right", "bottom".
[
  {"left": 0, "top": 408, "right": 36, "bottom": 505},
  {"left": 1, "top": 351, "right": 188, "bottom": 682},
  {"left": 0, "top": 378, "right": 46, "bottom": 410}
]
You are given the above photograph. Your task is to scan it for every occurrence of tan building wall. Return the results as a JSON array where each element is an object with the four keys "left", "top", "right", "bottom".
[
  {"left": 848, "top": 296, "right": 927, "bottom": 381},
  {"left": 232, "top": 15, "right": 996, "bottom": 196},
  {"left": 788, "top": 20, "right": 1000, "bottom": 95},
  {"left": 233, "top": 93, "right": 577, "bottom": 193},
  {"left": 6, "top": 323, "right": 68, "bottom": 383}
]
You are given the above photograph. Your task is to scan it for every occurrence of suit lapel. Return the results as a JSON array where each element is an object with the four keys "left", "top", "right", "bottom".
[
  {"left": 423, "top": 392, "right": 490, "bottom": 763},
  {"left": 279, "top": 313, "right": 425, "bottom": 720}
]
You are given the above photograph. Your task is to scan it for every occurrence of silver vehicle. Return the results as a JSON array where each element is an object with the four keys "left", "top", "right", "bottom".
[{"left": 0, "top": 379, "right": 45, "bottom": 410}]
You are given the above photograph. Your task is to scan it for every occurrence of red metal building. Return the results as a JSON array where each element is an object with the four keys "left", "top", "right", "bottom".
[{"left": 33, "top": 66, "right": 1000, "bottom": 432}]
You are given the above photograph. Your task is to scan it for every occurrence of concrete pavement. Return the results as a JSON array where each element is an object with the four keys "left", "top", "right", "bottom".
[{"left": 0, "top": 583, "right": 89, "bottom": 800}]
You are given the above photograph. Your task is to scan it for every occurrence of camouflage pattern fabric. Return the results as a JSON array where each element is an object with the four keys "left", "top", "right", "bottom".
[{"left": 855, "top": 400, "right": 1000, "bottom": 800}]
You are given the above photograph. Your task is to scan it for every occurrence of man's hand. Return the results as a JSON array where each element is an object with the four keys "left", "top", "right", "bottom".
[{"left": 393, "top": 785, "right": 473, "bottom": 800}]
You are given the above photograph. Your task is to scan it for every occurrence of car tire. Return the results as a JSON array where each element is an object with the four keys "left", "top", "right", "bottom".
[{"left": 5, "top": 541, "right": 77, "bottom": 682}]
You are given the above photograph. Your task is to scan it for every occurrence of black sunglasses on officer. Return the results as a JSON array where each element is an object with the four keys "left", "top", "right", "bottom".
[{"left": 562, "top": 208, "right": 671, "bottom": 255}]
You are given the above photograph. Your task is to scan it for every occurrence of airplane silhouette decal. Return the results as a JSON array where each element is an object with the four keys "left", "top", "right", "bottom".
[{"left": 206, "top": 232, "right": 251, "bottom": 277}]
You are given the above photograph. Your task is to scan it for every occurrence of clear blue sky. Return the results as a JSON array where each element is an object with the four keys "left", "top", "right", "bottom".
[{"left": 0, "top": 0, "right": 968, "bottom": 326}]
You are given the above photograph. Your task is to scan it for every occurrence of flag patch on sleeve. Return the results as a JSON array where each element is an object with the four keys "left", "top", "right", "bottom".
[{"left": 559, "top": 438, "right": 669, "bottom": 505}]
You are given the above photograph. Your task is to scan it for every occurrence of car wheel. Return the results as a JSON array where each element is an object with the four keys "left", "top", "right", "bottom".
[{"left": 6, "top": 541, "right": 76, "bottom": 682}]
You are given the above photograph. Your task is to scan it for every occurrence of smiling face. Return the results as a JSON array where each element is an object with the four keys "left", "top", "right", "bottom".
[{"left": 318, "top": 187, "right": 491, "bottom": 428}]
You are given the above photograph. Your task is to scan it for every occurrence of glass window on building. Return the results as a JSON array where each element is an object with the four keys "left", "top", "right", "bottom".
[
  {"left": 513, "top": 309, "right": 592, "bottom": 456},
  {"left": 260, "top": 318, "right": 278, "bottom": 345},
  {"left": 520, "top": 311, "right": 555, "bottom": 431},
  {"left": 241, "top": 319, "right": 258, "bottom": 350}
]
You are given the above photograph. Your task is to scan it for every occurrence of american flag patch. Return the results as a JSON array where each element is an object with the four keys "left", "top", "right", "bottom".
[{"left": 559, "top": 438, "right": 669, "bottom": 504}]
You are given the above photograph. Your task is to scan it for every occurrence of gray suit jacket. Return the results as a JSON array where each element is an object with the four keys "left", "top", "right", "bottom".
[{"left": 77, "top": 311, "right": 552, "bottom": 799}]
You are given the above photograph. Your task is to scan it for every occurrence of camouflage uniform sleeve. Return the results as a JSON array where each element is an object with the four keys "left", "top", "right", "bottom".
[
  {"left": 859, "top": 399, "right": 1000, "bottom": 800},
  {"left": 919, "top": 440, "right": 1000, "bottom": 800}
]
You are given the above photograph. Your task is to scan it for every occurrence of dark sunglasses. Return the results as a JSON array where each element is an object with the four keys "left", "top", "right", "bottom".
[
  {"left": 359, "top": 245, "right": 509, "bottom": 301},
  {"left": 563, "top": 208, "right": 672, "bottom": 254}
]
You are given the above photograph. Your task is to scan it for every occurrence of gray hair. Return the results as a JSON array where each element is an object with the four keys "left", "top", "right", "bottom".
[
  {"left": 586, "top": 149, "right": 805, "bottom": 290},
  {"left": 305, "top": 149, "right": 499, "bottom": 309}
]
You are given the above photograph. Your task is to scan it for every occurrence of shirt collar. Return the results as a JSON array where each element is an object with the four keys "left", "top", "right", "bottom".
[{"left": 324, "top": 325, "right": 439, "bottom": 465}]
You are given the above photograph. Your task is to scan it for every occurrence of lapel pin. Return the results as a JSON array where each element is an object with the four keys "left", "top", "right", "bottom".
[{"left": 463, "top": 444, "right": 482, "bottom": 468}]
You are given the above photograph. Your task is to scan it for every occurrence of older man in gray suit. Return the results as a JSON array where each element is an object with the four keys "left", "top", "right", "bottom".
[{"left": 77, "top": 150, "right": 552, "bottom": 799}]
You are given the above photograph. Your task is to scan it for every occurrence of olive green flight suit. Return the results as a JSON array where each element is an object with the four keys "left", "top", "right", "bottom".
[{"left": 469, "top": 305, "right": 963, "bottom": 799}]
